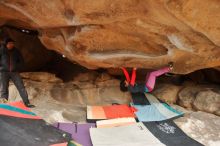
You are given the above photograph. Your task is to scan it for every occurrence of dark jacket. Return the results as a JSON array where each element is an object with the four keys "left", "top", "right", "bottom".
[
  {"left": 0, "top": 44, "right": 24, "bottom": 72},
  {"left": 128, "top": 83, "right": 147, "bottom": 93}
]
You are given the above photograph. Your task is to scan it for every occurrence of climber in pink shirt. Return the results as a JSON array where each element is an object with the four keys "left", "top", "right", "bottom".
[{"left": 120, "top": 62, "right": 173, "bottom": 93}]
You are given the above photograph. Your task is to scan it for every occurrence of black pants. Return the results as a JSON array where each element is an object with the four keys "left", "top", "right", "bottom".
[{"left": 0, "top": 72, "right": 29, "bottom": 104}]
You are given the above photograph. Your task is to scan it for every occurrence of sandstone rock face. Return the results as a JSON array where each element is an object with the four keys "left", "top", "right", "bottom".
[
  {"left": 20, "top": 72, "right": 63, "bottom": 83},
  {"left": 9, "top": 71, "right": 220, "bottom": 121},
  {"left": 194, "top": 90, "right": 220, "bottom": 116},
  {"left": 178, "top": 86, "right": 203, "bottom": 109},
  {"left": 152, "top": 83, "right": 182, "bottom": 104},
  {"left": 175, "top": 111, "right": 220, "bottom": 146},
  {"left": 1, "top": 0, "right": 220, "bottom": 73},
  {"left": 178, "top": 84, "right": 220, "bottom": 115},
  {"left": 9, "top": 72, "right": 131, "bottom": 123}
]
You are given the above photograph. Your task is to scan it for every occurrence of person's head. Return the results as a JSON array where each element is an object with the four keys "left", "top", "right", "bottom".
[
  {"left": 4, "top": 38, "right": 15, "bottom": 50},
  {"left": 120, "top": 79, "right": 129, "bottom": 92}
]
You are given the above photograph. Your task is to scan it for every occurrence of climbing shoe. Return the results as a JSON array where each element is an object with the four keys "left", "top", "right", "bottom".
[
  {"left": 0, "top": 98, "right": 8, "bottom": 103},
  {"left": 24, "top": 103, "right": 36, "bottom": 108},
  {"left": 165, "top": 73, "right": 175, "bottom": 77}
]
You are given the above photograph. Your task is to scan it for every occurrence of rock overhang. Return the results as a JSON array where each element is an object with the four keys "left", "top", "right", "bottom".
[{"left": 0, "top": 0, "right": 220, "bottom": 74}]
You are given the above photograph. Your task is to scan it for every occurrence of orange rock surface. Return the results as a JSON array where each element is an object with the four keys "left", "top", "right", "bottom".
[{"left": 0, "top": 0, "right": 220, "bottom": 73}]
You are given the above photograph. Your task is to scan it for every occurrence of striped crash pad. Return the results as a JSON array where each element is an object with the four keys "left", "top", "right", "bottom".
[
  {"left": 131, "top": 93, "right": 183, "bottom": 122},
  {"left": 90, "top": 122, "right": 203, "bottom": 146},
  {"left": 0, "top": 101, "right": 71, "bottom": 146},
  {"left": 87, "top": 104, "right": 137, "bottom": 122},
  {"left": 53, "top": 122, "right": 96, "bottom": 146}
]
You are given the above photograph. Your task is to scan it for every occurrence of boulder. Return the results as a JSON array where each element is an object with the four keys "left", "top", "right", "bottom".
[
  {"left": 193, "top": 90, "right": 220, "bottom": 115},
  {"left": 152, "top": 83, "right": 183, "bottom": 104},
  {"left": 178, "top": 86, "right": 202, "bottom": 109},
  {"left": 0, "top": 0, "right": 220, "bottom": 73},
  {"left": 178, "top": 84, "right": 220, "bottom": 116},
  {"left": 175, "top": 111, "right": 220, "bottom": 146}
]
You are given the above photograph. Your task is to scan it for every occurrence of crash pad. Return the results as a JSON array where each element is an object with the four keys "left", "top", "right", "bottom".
[
  {"left": 103, "top": 104, "right": 137, "bottom": 119},
  {"left": 90, "top": 122, "right": 165, "bottom": 146},
  {"left": 132, "top": 93, "right": 183, "bottom": 121},
  {"left": 87, "top": 106, "right": 106, "bottom": 121},
  {"left": 87, "top": 104, "right": 137, "bottom": 122},
  {"left": 143, "top": 120, "right": 203, "bottom": 146},
  {"left": 96, "top": 117, "right": 136, "bottom": 128},
  {"left": 131, "top": 92, "right": 150, "bottom": 105},
  {"left": 0, "top": 102, "right": 71, "bottom": 146},
  {"left": 53, "top": 122, "right": 95, "bottom": 146},
  {"left": 0, "top": 101, "right": 40, "bottom": 119}
]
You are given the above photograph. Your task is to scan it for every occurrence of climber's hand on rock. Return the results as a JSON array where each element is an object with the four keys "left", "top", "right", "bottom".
[{"left": 168, "top": 62, "right": 174, "bottom": 71}]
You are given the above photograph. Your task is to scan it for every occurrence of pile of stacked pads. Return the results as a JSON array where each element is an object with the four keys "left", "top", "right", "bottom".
[
  {"left": 0, "top": 101, "right": 71, "bottom": 146},
  {"left": 53, "top": 93, "right": 204, "bottom": 146}
]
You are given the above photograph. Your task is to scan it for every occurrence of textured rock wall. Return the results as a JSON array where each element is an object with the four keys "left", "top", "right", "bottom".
[
  {"left": 0, "top": 0, "right": 220, "bottom": 73},
  {"left": 9, "top": 72, "right": 131, "bottom": 122}
]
